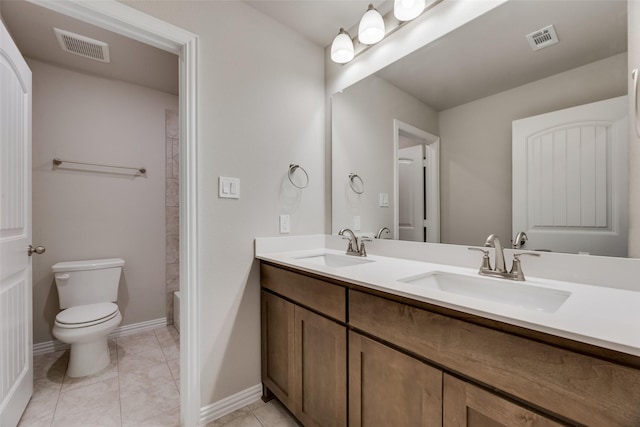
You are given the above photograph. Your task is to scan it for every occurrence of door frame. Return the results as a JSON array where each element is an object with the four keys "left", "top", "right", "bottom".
[
  {"left": 393, "top": 119, "right": 440, "bottom": 243},
  {"left": 26, "top": 1, "right": 200, "bottom": 425}
]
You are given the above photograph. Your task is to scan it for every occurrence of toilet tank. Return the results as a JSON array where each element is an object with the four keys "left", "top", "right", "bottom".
[{"left": 52, "top": 258, "right": 125, "bottom": 309}]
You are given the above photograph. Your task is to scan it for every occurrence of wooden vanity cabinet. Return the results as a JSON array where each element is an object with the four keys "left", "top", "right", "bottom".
[
  {"left": 349, "top": 331, "right": 442, "bottom": 427},
  {"left": 443, "top": 375, "right": 563, "bottom": 427},
  {"left": 260, "top": 264, "right": 347, "bottom": 427},
  {"left": 349, "top": 289, "right": 640, "bottom": 427},
  {"left": 261, "top": 263, "right": 640, "bottom": 427}
]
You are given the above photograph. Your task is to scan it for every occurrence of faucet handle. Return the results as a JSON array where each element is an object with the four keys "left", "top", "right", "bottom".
[
  {"left": 513, "top": 251, "right": 541, "bottom": 259},
  {"left": 510, "top": 252, "right": 540, "bottom": 281},
  {"left": 359, "top": 237, "right": 372, "bottom": 257},
  {"left": 468, "top": 247, "right": 491, "bottom": 272}
]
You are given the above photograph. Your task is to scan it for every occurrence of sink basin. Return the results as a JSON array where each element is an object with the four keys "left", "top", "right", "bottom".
[
  {"left": 399, "top": 271, "right": 570, "bottom": 313},
  {"left": 294, "top": 253, "right": 375, "bottom": 268}
]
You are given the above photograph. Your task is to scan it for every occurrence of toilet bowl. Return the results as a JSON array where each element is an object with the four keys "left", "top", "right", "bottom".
[
  {"left": 51, "top": 258, "right": 124, "bottom": 378},
  {"left": 52, "top": 302, "right": 122, "bottom": 377}
]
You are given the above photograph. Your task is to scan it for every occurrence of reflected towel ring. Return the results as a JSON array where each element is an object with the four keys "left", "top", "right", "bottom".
[
  {"left": 288, "top": 164, "right": 309, "bottom": 189},
  {"left": 349, "top": 173, "right": 364, "bottom": 194}
]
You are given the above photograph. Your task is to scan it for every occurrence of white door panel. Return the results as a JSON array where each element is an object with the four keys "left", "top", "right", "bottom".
[
  {"left": 1, "top": 20, "right": 33, "bottom": 427},
  {"left": 398, "top": 144, "right": 425, "bottom": 242},
  {"left": 512, "top": 96, "right": 628, "bottom": 257}
]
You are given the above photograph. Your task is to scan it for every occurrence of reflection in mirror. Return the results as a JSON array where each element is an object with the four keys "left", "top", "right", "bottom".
[
  {"left": 331, "top": 0, "right": 629, "bottom": 257},
  {"left": 394, "top": 120, "right": 440, "bottom": 243}
]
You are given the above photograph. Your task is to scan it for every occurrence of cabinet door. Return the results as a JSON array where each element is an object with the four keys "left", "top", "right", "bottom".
[
  {"left": 443, "top": 375, "right": 563, "bottom": 427},
  {"left": 261, "top": 291, "right": 295, "bottom": 408},
  {"left": 293, "top": 306, "right": 347, "bottom": 427},
  {"left": 349, "top": 331, "right": 442, "bottom": 427}
]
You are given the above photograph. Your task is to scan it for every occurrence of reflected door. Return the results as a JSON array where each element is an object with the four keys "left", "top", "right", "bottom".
[
  {"left": 398, "top": 144, "right": 425, "bottom": 242},
  {"left": 512, "top": 96, "right": 628, "bottom": 256},
  {"left": 0, "top": 19, "right": 33, "bottom": 427}
]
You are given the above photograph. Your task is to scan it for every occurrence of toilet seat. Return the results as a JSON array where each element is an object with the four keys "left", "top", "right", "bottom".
[{"left": 55, "top": 302, "right": 119, "bottom": 329}]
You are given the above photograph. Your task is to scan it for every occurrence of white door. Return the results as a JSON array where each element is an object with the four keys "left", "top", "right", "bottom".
[
  {"left": 0, "top": 20, "right": 33, "bottom": 427},
  {"left": 398, "top": 144, "right": 425, "bottom": 242},
  {"left": 512, "top": 96, "right": 628, "bottom": 257}
]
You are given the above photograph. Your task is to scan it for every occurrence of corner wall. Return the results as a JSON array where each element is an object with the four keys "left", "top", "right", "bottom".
[
  {"left": 30, "top": 58, "right": 178, "bottom": 343},
  {"left": 120, "top": 0, "right": 326, "bottom": 407},
  {"left": 331, "top": 74, "right": 438, "bottom": 235}
]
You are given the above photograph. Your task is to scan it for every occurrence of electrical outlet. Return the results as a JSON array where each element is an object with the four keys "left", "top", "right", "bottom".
[
  {"left": 279, "top": 215, "right": 290, "bottom": 234},
  {"left": 353, "top": 215, "right": 361, "bottom": 231}
]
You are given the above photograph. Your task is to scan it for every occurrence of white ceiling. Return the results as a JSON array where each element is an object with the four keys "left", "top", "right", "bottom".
[
  {"left": 371, "top": 1, "right": 627, "bottom": 110},
  {"left": 1, "top": 0, "right": 627, "bottom": 109},
  {"left": 0, "top": 0, "right": 179, "bottom": 95},
  {"left": 245, "top": 0, "right": 392, "bottom": 47}
]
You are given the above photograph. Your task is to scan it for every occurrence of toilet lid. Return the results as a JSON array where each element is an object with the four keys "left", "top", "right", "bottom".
[{"left": 56, "top": 302, "right": 119, "bottom": 326}]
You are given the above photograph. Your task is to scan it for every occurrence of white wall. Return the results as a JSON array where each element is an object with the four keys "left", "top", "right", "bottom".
[
  {"left": 438, "top": 53, "right": 627, "bottom": 246},
  {"left": 30, "top": 58, "right": 178, "bottom": 343},
  {"left": 120, "top": 0, "right": 326, "bottom": 406},
  {"left": 629, "top": 2, "right": 640, "bottom": 257},
  {"left": 331, "top": 74, "right": 438, "bottom": 236}
]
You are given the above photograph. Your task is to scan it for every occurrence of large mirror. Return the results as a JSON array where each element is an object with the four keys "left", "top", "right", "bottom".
[{"left": 331, "top": 0, "right": 629, "bottom": 257}]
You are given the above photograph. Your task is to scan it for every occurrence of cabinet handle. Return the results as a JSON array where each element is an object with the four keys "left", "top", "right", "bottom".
[{"left": 633, "top": 69, "right": 640, "bottom": 138}]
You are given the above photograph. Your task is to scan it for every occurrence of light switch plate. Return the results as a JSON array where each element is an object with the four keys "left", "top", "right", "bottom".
[
  {"left": 379, "top": 193, "right": 389, "bottom": 207},
  {"left": 353, "top": 215, "right": 361, "bottom": 231},
  {"left": 279, "top": 215, "right": 290, "bottom": 234},
  {"left": 219, "top": 176, "right": 240, "bottom": 199}
]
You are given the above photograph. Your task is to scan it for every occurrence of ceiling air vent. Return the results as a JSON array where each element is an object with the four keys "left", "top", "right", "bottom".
[
  {"left": 526, "top": 25, "right": 559, "bottom": 51},
  {"left": 54, "top": 28, "right": 110, "bottom": 63}
]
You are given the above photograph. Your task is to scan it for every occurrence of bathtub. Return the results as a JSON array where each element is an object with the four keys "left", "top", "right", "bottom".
[{"left": 173, "top": 291, "right": 180, "bottom": 332}]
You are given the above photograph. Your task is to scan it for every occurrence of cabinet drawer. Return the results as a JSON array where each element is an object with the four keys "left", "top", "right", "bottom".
[
  {"left": 349, "top": 290, "right": 640, "bottom": 427},
  {"left": 261, "top": 263, "right": 346, "bottom": 322}
]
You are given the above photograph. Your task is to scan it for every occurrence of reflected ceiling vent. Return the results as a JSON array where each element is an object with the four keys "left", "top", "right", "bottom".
[
  {"left": 526, "top": 25, "right": 559, "bottom": 51},
  {"left": 54, "top": 28, "right": 110, "bottom": 63}
]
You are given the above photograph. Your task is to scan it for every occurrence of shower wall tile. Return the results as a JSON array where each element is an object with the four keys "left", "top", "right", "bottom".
[
  {"left": 165, "top": 110, "right": 179, "bottom": 139},
  {"left": 165, "top": 110, "right": 180, "bottom": 324},
  {"left": 166, "top": 138, "right": 174, "bottom": 178},
  {"left": 171, "top": 138, "right": 180, "bottom": 179},
  {"left": 166, "top": 178, "right": 179, "bottom": 207},
  {"left": 166, "top": 207, "right": 179, "bottom": 235},
  {"left": 166, "top": 234, "right": 179, "bottom": 264},
  {"left": 166, "top": 262, "right": 179, "bottom": 293}
]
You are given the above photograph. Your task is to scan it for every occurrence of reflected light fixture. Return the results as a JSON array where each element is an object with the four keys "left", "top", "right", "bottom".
[
  {"left": 394, "top": 0, "right": 426, "bottom": 21},
  {"left": 331, "top": 28, "right": 355, "bottom": 64},
  {"left": 358, "top": 4, "right": 385, "bottom": 45}
]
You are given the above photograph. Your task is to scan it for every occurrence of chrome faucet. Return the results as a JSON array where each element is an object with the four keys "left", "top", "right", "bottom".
[
  {"left": 375, "top": 227, "right": 391, "bottom": 239},
  {"left": 513, "top": 231, "right": 528, "bottom": 249},
  {"left": 338, "top": 228, "right": 369, "bottom": 257},
  {"left": 484, "top": 234, "right": 507, "bottom": 273},
  {"left": 468, "top": 234, "right": 540, "bottom": 281}
]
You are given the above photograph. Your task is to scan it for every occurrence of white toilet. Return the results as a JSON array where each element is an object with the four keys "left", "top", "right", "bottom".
[{"left": 51, "top": 258, "right": 124, "bottom": 377}]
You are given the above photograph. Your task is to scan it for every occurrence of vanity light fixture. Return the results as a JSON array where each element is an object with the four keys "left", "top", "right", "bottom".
[
  {"left": 330, "top": 0, "right": 443, "bottom": 64},
  {"left": 331, "top": 28, "right": 355, "bottom": 64},
  {"left": 358, "top": 4, "right": 385, "bottom": 45},
  {"left": 394, "top": 0, "right": 426, "bottom": 21}
]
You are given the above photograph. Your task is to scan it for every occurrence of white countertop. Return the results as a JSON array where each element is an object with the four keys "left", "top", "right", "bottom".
[{"left": 256, "top": 237, "right": 640, "bottom": 358}]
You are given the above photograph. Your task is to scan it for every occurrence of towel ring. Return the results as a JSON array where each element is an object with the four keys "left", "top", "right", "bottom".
[
  {"left": 288, "top": 164, "right": 309, "bottom": 189},
  {"left": 349, "top": 173, "right": 364, "bottom": 194}
]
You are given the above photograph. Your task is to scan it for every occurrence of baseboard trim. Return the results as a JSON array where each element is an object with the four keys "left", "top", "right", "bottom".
[
  {"left": 199, "top": 384, "right": 263, "bottom": 425},
  {"left": 33, "top": 317, "right": 168, "bottom": 356}
]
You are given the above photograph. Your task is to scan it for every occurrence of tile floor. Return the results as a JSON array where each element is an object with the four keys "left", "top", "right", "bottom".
[{"left": 18, "top": 326, "right": 298, "bottom": 427}]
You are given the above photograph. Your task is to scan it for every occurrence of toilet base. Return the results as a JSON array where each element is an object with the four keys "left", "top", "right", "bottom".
[
  {"left": 67, "top": 338, "right": 111, "bottom": 377},
  {"left": 52, "top": 310, "right": 121, "bottom": 378}
]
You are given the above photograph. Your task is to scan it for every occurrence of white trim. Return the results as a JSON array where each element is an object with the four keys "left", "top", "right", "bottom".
[
  {"left": 393, "top": 120, "right": 440, "bottom": 243},
  {"left": 199, "top": 384, "right": 263, "bottom": 426},
  {"left": 33, "top": 317, "right": 168, "bottom": 356},
  {"left": 26, "top": 2, "right": 201, "bottom": 426}
]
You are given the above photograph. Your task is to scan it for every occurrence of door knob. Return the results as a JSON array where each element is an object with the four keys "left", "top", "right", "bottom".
[{"left": 28, "top": 245, "right": 46, "bottom": 256}]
